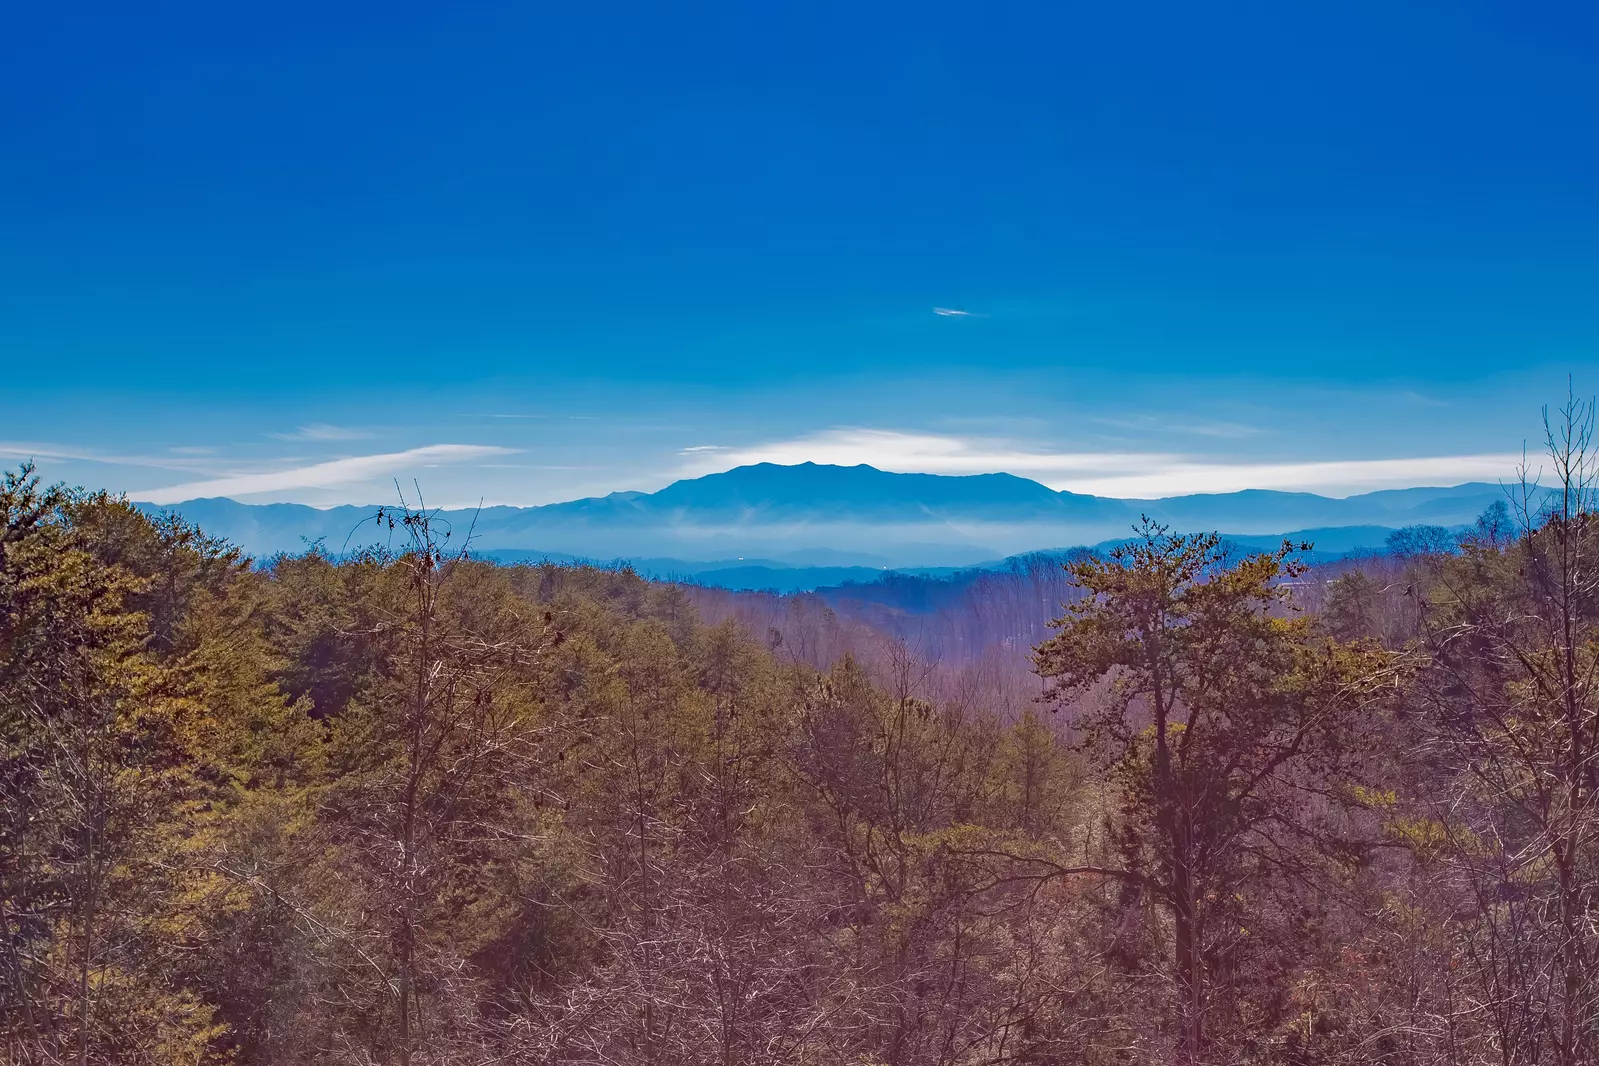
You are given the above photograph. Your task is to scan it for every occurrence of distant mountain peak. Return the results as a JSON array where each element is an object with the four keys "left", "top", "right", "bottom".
[{"left": 135, "top": 463, "right": 1529, "bottom": 569}]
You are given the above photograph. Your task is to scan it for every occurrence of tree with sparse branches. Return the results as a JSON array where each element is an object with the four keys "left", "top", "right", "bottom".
[{"left": 1034, "top": 519, "right": 1399, "bottom": 1064}]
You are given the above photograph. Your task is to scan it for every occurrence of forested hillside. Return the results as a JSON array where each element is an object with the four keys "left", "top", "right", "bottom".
[{"left": 4, "top": 407, "right": 1598, "bottom": 1064}]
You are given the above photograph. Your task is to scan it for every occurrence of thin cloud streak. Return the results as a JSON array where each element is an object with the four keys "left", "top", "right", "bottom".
[
  {"left": 1063, "top": 456, "right": 1526, "bottom": 498},
  {"left": 1093, "top": 415, "right": 1264, "bottom": 439},
  {"left": 0, "top": 441, "right": 225, "bottom": 475},
  {"left": 691, "top": 428, "right": 1524, "bottom": 498},
  {"left": 269, "top": 423, "right": 373, "bottom": 441},
  {"left": 135, "top": 445, "right": 517, "bottom": 504}
]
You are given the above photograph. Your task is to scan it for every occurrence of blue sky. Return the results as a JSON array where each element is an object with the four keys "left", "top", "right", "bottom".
[{"left": 4, "top": 1, "right": 1597, "bottom": 506}]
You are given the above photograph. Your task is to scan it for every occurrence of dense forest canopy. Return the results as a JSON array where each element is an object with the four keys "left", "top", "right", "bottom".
[{"left": 5, "top": 402, "right": 1599, "bottom": 1065}]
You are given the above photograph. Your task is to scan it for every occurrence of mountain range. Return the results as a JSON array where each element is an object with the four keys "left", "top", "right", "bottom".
[{"left": 136, "top": 462, "right": 1526, "bottom": 584}]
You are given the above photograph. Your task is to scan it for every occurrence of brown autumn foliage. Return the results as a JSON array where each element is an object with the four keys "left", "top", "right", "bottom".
[{"left": 4, "top": 400, "right": 1599, "bottom": 1065}]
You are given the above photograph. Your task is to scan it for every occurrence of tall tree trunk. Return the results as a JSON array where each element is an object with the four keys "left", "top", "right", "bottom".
[
  {"left": 1150, "top": 632, "right": 1202, "bottom": 1064},
  {"left": 1172, "top": 827, "right": 1201, "bottom": 1066},
  {"left": 398, "top": 556, "right": 433, "bottom": 1066},
  {"left": 1556, "top": 426, "right": 1586, "bottom": 1066},
  {"left": 78, "top": 821, "right": 95, "bottom": 1066}
]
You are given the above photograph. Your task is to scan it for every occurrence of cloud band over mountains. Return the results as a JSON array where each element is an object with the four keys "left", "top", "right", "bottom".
[
  {"left": 683, "top": 428, "right": 1525, "bottom": 498},
  {"left": 12, "top": 428, "right": 1527, "bottom": 509},
  {"left": 135, "top": 445, "right": 516, "bottom": 505}
]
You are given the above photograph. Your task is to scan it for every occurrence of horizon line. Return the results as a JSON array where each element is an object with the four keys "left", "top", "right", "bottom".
[{"left": 124, "top": 459, "right": 1523, "bottom": 512}]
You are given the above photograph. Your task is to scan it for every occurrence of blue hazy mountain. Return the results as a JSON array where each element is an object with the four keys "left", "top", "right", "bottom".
[{"left": 137, "top": 461, "right": 1526, "bottom": 567}]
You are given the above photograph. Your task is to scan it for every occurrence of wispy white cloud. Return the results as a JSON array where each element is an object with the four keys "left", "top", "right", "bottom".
[
  {"left": 935, "top": 414, "right": 1052, "bottom": 431},
  {"left": 269, "top": 423, "right": 373, "bottom": 441},
  {"left": 134, "top": 444, "right": 517, "bottom": 504},
  {"left": 933, "top": 307, "right": 987, "bottom": 318},
  {"left": 0, "top": 441, "right": 113, "bottom": 463},
  {"left": 679, "top": 445, "right": 723, "bottom": 454},
  {"left": 0, "top": 441, "right": 222, "bottom": 475},
  {"left": 1395, "top": 390, "right": 1449, "bottom": 408},
  {"left": 682, "top": 429, "right": 1174, "bottom": 478},
  {"left": 1061, "top": 455, "right": 1524, "bottom": 498},
  {"left": 688, "top": 428, "right": 1523, "bottom": 498},
  {"left": 1093, "top": 415, "right": 1264, "bottom": 439}
]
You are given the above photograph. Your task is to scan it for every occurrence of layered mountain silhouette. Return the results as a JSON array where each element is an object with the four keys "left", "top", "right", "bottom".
[{"left": 137, "top": 462, "right": 1526, "bottom": 574}]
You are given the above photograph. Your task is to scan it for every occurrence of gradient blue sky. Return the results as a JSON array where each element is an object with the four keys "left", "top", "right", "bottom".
[{"left": 4, "top": 1, "right": 1597, "bottom": 506}]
